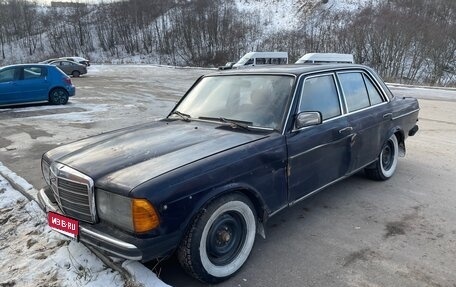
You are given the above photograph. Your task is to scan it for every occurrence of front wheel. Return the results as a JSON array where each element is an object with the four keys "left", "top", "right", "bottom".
[
  {"left": 177, "top": 193, "right": 257, "bottom": 284},
  {"left": 365, "top": 134, "right": 399, "bottom": 180}
]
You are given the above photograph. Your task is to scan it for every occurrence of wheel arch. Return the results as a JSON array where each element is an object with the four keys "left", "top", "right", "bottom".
[
  {"left": 48, "top": 86, "right": 68, "bottom": 97},
  {"left": 179, "top": 183, "right": 269, "bottom": 238},
  {"left": 49, "top": 86, "right": 67, "bottom": 93},
  {"left": 387, "top": 126, "right": 405, "bottom": 157}
]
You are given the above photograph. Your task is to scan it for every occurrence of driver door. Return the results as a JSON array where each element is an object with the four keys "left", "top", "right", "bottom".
[{"left": 286, "top": 73, "right": 353, "bottom": 203}]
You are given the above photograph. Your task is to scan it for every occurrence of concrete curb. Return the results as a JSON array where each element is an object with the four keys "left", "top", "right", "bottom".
[{"left": 0, "top": 163, "right": 38, "bottom": 202}]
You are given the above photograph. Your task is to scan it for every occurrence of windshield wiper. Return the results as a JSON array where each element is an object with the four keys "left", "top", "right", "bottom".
[
  {"left": 170, "top": 110, "right": 191, "bottom": 121},
  {"left": 198, "top": 116, "right": 252, "bottom": 131}
]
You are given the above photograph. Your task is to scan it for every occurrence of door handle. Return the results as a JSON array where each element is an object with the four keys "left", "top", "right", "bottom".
[
  {"left": 383, "top": 113, "right": 393, "bottom": 119},
  {"left": 339, "top": 127, "right": 353, "bottom": 134}
]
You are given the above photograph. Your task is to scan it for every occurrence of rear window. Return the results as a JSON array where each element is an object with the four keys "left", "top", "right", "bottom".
[{"left": 338, "top": 72, "right": 370, "bottom": 112}]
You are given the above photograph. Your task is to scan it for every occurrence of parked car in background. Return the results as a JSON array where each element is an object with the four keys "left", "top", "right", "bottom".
[
  {"left": 218, "top": 62, "right": 235, "bottom": 70},
  {"left": 0, "top": 64, "right": 75, "bottom": 106},
  {"left": 296, "top": 53, "right": 355, "bottom": 64},
  {"left": 39, "top": 58, "right": 59, "bottom": 64},
  {"left": 59, "top": 56, "right": 90, "bottom": 66},
  {"left": 50, "top": 60, "right": 87, "bottom": 77},
  {"left": 232, "top": 51, "right": 288, "bottom": 68},
  {"left": 38, "top": 64, "right": 419, "bottom": 284}
]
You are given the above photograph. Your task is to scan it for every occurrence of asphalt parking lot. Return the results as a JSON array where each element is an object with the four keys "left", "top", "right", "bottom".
[{"left": 1, "top": 65, "right": 455, "bottom": 287}]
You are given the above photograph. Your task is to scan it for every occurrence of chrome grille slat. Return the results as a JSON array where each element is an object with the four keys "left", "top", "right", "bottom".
[
  {"left": 58, "top": 179, "right": 88, "bottom": 192},
  {"left": 49, "top": 163, "right": 96, "bottom": 223},
  {"left": 59, "top": 196, "right": 90, "bottom": 207},
  {"left": 58, "top": 189, "right": 91, "bottom": 205}
]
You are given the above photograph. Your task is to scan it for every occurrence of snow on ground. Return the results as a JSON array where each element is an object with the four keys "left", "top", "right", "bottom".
[{"left": 0, "top": 169, "right": 169, "bottom": 287}]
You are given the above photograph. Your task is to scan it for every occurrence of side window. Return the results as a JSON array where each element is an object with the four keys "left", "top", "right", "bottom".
[
  {"left": 256, "top": 58, "right": 266, "bottom": 65},
  {"left": 23, "top": 67, "right": 45, "bottom": 80},
  {"left": 299, "top": 74, "right": 341, "bottom": 120},
  {"left": 363, "top": 74, "right": 384, "bottom": 105},
  {"left": 338, "top": 72, "right": 370, "bottom": 112},
  {"left": 0, "top": 68, "right": 17, "bottom": 83},
  {"left": 245, "top": 58, "right": 254, "bottom": 65}
]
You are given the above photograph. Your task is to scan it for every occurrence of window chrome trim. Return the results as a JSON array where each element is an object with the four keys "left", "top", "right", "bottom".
[
  {"left": 282, "top": 75, "right": 302, "bottom": 135},
  {"left": 297, "top": 72, "right": 344, "bottom": 118},
  {"left": 336, "top": 70, "right": 390, "bottom": 104},
  {"left": 285, "top": 66, "right": 394, "bottom": 134}
]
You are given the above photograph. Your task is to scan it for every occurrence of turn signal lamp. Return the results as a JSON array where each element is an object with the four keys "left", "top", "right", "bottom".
[{"left": 132, "top": 199, "right": 160, "bottom": 233}]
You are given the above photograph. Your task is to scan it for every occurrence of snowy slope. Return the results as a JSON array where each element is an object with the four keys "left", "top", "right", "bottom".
[{"left": 235, "top": 0, "right": 373, "bottom": 34}]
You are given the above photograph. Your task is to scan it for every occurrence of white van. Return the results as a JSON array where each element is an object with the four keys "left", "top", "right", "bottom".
[
  {"left": 233, "top": 52, "right": 288, "bottom": 68},
  {"left": 295, "top": 53, "right": 354, "bottom": 64}
]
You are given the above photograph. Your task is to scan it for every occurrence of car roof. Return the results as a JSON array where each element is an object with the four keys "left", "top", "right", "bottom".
[
  {"left": 51, "top": 60, "right": 81, "bottom": 64},
  {"left": 61, "top": 56, "right": 88, "bottom": 61},
  {"left": 211, "top": 63, "right": 369, "bottom": 76}
]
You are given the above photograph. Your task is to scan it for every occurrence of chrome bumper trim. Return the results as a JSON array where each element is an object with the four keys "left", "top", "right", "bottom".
[{"left": 38, "top": 188, "right": 142, "bottom": 260}]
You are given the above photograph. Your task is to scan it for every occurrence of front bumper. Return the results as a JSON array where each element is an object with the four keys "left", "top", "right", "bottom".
[{"left": 38, "top": 187, "right": 180, "bottom": 261}]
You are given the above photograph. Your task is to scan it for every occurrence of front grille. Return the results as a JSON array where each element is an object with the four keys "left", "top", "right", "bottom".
[{"left": 50, "top": 163, "right": 96, "bottom": 223}]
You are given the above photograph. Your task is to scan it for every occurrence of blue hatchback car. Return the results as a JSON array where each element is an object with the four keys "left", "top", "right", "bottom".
[{"left": 0, "top": 64, "right": 75, "bottom": 107}]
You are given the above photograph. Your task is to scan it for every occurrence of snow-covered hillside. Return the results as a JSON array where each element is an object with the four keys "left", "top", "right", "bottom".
[
  {"left": 1, "top": 0, "right": 454, "bottom": 86},
  {"left": 235, "top": 0, "right": 373, "bottom": 33}
]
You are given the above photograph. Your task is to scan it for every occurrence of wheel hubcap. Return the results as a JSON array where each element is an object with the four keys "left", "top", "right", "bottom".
[
  {"left": 51, "top": 90, "right": 66, "bottom": 104},
  {"left": 206, "top": 212, "right": 246, "bottom": 266},
  {"left": 381, "top": 141, "right": 394, "bottom": 170}
]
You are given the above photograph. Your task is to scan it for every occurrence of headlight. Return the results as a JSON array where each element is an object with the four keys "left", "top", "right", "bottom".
[
  {"left": 41, "top": 157, "right": 51, "bottom": 185},
  {"left": 96, "top": 189, "right": 160, "bottom": 233}
]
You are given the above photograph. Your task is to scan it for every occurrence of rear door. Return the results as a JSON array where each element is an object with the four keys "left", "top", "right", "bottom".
[
  {"left": 18, "top": 66, "right": 49, "bottom": 102},
  {"left": 286, "top": 73, "right": 353, "bottom": 203},
  {"left": 336, "top": 71, "right": 390, "bottom": 172}
]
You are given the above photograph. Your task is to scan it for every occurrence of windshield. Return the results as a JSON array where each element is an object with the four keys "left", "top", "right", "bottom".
[
  {"left": 173, "top": 75, "right": 295, "bottom": 131},
  {"left": 235, "top": 56, "right": 253, "bottom": 66}
]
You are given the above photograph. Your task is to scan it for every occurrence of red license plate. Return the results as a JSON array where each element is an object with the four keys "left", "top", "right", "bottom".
[{"left": 48, "top": 211, "right": 79, "bottom": 240}]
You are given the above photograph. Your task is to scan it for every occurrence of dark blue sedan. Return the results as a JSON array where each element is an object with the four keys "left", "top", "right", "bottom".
[
  {"left": 0, "top": 64, "right": 75, "bottom": 107},
  {"left": 39, "top": 64, "right": 419, "bottom": 284}
]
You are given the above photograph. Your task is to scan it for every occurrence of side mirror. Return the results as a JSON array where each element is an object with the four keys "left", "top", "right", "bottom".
[{"left": 295, "top": 112, "right": 322, "bottom": 130}]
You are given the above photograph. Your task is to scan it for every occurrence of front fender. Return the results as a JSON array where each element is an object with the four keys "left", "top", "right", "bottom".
[{"left": 171, "top": 182, "right": 269, "bottom": 237}]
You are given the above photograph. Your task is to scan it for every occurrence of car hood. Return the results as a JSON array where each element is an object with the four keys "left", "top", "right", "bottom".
[{"left": 46, "top": 120, "right": 269, "bottom": 194}]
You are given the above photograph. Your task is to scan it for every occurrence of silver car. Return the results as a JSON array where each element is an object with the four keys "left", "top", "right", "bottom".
[{"left": 50, "top": 60, "right": 87, "bottom": 77}]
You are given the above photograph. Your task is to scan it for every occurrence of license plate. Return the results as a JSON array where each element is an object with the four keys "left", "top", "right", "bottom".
[{"left": 48, "top": 211, "right": 79, "bottom": 240}]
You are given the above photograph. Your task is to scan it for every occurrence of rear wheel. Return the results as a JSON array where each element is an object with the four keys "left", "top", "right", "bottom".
[
  {"left": 177, "top": 193, "right": 257, "bottom": 284},
  {"left": 72, "top": 70, "right": 80, "bottom": 77},
  {"left": 49, "top": 88, "right": 69, "bottom": 105},
  {"left": 365, "top": 134, "right": 399, "bottom": 180}
]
